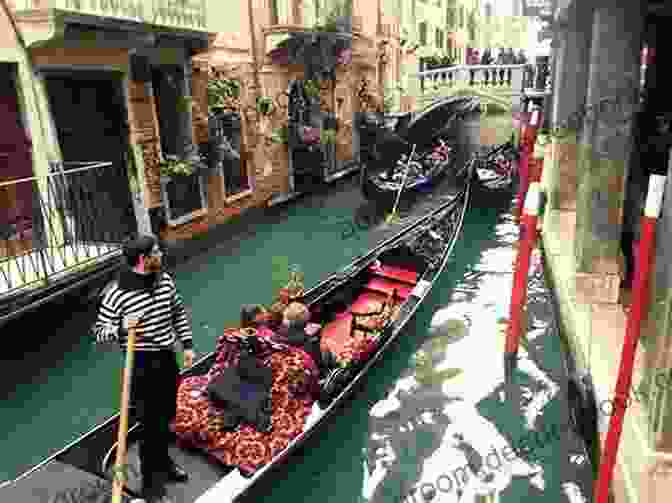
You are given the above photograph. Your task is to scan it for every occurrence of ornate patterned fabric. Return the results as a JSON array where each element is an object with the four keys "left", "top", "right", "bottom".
[{"left": 171, "top": 328, "right": 318, "bottom": 475}]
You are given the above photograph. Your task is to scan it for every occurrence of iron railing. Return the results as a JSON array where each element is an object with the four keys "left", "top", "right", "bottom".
[{"left": 0, "top": 161, "right": 136, "bottom": 298}]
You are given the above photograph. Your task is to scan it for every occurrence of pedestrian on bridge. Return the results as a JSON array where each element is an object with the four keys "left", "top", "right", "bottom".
[{"left": 480, "top": 48, "right": 494, "bottom": 85}]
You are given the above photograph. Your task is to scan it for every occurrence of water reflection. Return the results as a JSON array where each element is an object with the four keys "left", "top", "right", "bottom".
[{"left": 360, "top": 213, "right": 572, "bottom": 502}]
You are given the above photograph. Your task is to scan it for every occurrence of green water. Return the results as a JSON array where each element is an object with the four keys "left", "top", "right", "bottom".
[{"left": 3, "top": 174, "right": 591, "bottom": 501}]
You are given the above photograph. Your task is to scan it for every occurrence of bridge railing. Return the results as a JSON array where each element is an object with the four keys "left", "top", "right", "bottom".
[
  {"left": 415, "top": 64, "right": 529, "bottom": 93},
  {"left": 401, "top": 62, "right": 553, "bottom": 111}
]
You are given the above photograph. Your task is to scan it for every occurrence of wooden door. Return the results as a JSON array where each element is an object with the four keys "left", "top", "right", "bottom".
[{"left": 0, "top": 64, "right": 34, "bottom": 256}]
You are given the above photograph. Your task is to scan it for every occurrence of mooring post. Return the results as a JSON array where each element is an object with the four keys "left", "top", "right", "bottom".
[
  {"left": 594, "top": 173, "right": 667, "bottom": 503},
  {"left": 505, "top": 182, "right": 543, "bottom": 383}
]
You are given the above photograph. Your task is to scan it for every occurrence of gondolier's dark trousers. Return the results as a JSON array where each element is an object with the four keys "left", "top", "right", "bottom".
[{"left": 128, "top": 349, "right": 180, "bottom": 496}]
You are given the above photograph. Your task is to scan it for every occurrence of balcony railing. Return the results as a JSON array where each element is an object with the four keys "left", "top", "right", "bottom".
[
  {"left": 0, "top": 161, "right": 136, "bottom": 300},
  {"left": 11, "top": 0, "right": 207, "bottom": 31}
]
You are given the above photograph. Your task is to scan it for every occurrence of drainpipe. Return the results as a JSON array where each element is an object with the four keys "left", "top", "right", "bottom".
[{"left": 594, "top": 172, "right": 667, "bottom": 503}]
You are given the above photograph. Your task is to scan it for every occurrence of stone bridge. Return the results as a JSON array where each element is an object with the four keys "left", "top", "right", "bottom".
[{"left": 405, "top": 64, "right": 543, "bottom": 113}]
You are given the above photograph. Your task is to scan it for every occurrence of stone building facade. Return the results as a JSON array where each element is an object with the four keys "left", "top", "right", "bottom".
[
  {"left": 539, "top": 1, "right": 672, "bottom": 502},
  {"left": 8, "top": 0, "right": 217, "bottom": 241}
]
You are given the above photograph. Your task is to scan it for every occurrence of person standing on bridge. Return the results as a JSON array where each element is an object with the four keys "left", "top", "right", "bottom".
[
  {"left": 505, "top": 48, "right": 516, "bottom": 85},
  {"left": 496, "top": 47, "right": 506, "bottom": 85},
  {"left": 480, "top": 48, "right": 493, "bottom": 85},
  {"left": 93, "top": 234, "right": 196, "bottom": 503}
]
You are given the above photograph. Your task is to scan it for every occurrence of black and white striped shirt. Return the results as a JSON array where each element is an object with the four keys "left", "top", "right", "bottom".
[{"left": 93, "top": 271, "right": 193, "bottom": 352}]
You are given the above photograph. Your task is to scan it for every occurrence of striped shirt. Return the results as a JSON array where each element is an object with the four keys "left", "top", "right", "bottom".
[{"left": 92, "top": 271, "right": 193, "bottom": 352}]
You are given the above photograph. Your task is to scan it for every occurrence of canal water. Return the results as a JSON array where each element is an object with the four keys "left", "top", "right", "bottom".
[{"left": 2, "top": 117, "right": 592, "bottom": 502}]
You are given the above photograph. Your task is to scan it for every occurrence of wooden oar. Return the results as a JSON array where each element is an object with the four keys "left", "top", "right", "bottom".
[
  {"left": 386, "top": 143, "right": 417, "bottom": 224},
  {"left": 111, "top": 319, "right": 139, "bottom": 503}
]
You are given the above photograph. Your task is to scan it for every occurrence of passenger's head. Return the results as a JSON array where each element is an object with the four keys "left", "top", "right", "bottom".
[
  {"left": 240, "top": 304, "right": 267, "bottom": 328},
  {"left": 269, "top": 301, "right": 286, "bottom": 328},
  {"left": 283, "top": 302, "right": 310, "bottom": 327}
]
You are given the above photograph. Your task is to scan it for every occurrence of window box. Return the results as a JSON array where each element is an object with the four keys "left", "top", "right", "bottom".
[{"left": 160, "top": 172, "right": 208, "bottom": 227}]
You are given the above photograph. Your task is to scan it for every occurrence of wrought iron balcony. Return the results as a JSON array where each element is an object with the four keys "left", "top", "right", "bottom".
[
  {"left": 0, "top": 161, "right": 135, "bottom": 301},
  {"left": 9, "top": 0, "right": 207, "bottom": 31}
]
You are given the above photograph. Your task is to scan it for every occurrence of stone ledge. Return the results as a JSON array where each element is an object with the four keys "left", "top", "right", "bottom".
[
  {"left": 543, "top": 212, "right": 652, "bottom": 503},
  {"left": 576, "top": 272, "right": 621, "bottom": 304}
]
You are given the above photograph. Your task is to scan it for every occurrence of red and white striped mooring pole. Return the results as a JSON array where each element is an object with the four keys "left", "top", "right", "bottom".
[
  {"left": 505, "top": 181, "right": 543, "bottom": 380},
  {"left": 595, "top": 172, "right": 667, "bottom": 503},
  {"left": 516, "top": 107, "right": 541, "bottom": 219}
]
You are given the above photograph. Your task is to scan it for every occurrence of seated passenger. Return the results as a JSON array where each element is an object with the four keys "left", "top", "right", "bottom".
[
  {"left": 275, "top": 302, "right": 322, "bottom": 367},
  {"left": 268, "top": 301, "right": 286, "bottom": 331}
]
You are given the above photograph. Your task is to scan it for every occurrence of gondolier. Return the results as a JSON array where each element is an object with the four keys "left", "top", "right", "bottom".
[{"left": 93, "top": 234, "right": 195, "bottom": 503}]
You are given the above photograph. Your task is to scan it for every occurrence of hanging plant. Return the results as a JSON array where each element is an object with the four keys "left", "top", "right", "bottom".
[
  {"left": 268, "top": 46, "right": 290, "bottom": 65},
  {"left": 177, "top": 96, "right": 192, "bottom": 113},
  {"left": 303, "top": 80, "right": 321, "bottom": 99},
  {"left": 383, "top": 95, "right": 394, "bottom": 114},
  {"left": 208, "top": 77, "right": 241, "bottom": 111},
  {"left": 336, "top": 47, "right": 352, "bottom": 66},
  {"left": 270, "top": 125, "right": 289, "bottom": 144},
  {"left": 321, "top": 129, "right": 337, "bottom": 144},
  {"left": 275, "top": 25, "right": 352, "bottom": 82},
  {"left": 256, "top": 96, "right": 275, "bottom": 116},
  {"left": 159, "top": 155, "right": 196, "bottom": 178}
]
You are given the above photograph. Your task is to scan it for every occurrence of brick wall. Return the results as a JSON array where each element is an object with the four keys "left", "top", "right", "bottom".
[
  {"left": 127, "top": 80, "right": 163, "bottom": 210},
  {"left": 191, "top": 64, "right": 209, "bottom": 145}
]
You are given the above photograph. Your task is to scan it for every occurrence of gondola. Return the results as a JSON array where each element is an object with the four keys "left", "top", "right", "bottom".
[
  {"left": 474, "top": 140, "right": 519, "bottom": 192},
  {"left": 360, "top": 96, "right": 481, "bottom": 206},
  {"left": 4, "top": 164, "right": 476, "bottom": 503}
]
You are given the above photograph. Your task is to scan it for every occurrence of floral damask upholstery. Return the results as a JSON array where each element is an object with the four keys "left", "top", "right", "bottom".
[{"left": 171, "top": 328, "right": 318, "bottom": 475}]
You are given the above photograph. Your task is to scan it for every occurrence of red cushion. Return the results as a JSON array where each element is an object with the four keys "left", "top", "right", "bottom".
[
  {"left": 365, "top": 277, "right": 412, "bottom": 299},
  {"left": 369, "top": 263, "right": 418, "bottom": 285}
]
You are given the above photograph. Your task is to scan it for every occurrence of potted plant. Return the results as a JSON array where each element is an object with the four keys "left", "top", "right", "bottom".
[
  {"left": 159, "top": 155, "right": 196, "bottom": 179},
  {"left": 159, "top": 153, "right": 207, "bottom": 223}
]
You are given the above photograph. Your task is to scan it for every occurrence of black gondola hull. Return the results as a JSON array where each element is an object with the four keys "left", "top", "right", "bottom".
[{"left": 360, "top": 96, "right": 480, "bottom": 205}]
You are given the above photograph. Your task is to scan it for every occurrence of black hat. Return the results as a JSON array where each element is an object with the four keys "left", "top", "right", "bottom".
[{"left": 122, "top": 234, "right": 157, "bottom": 267}]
